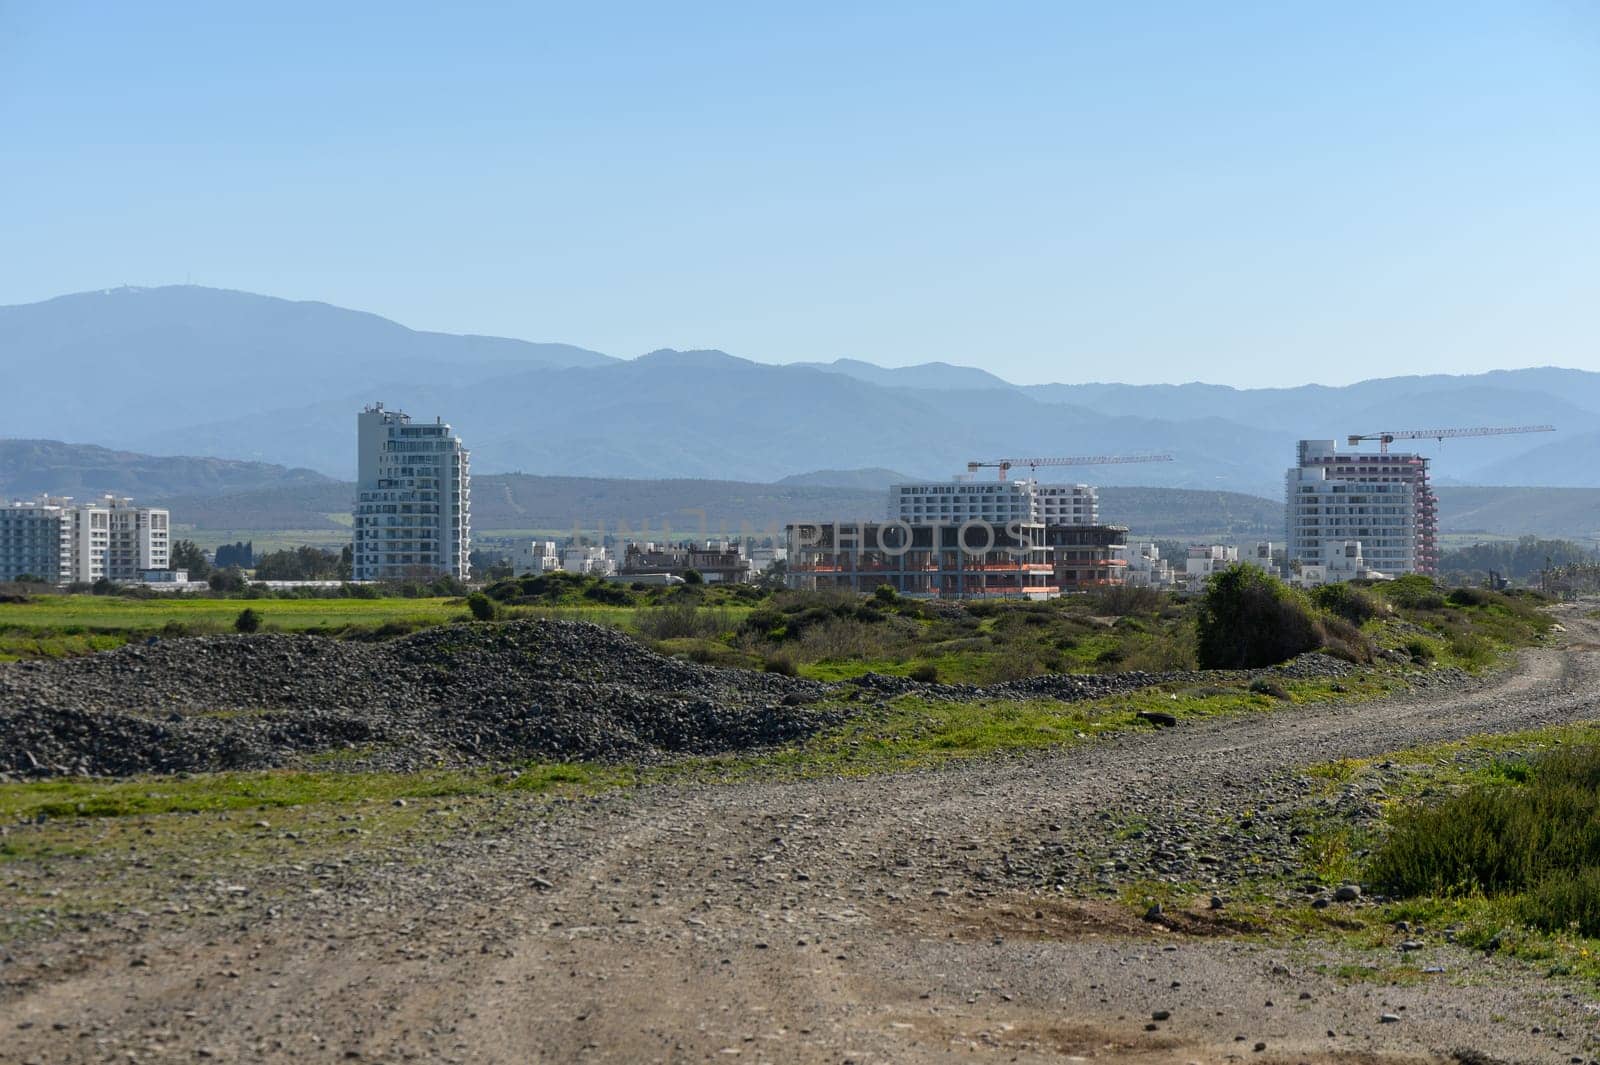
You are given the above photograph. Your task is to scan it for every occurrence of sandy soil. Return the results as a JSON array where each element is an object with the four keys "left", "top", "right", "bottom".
[{"left": 6, "top": 608, "right": 1600, "bottom": 1064}]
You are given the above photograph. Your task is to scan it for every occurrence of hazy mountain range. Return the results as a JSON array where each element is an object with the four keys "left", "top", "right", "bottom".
[
  {"left": 149, "top": 478, "right": 1286, "bottom": 542},
  {"left": 3, "top": 285, "right": 1597, "bottom": 498},
  {"left": 4, "top": 440, "right": 1597, "bottom": 542},
  {"left": 0, "top": 439, "right": 333, "bottom": 499}
]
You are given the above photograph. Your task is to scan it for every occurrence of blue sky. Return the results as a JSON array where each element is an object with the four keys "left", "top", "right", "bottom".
[{"left": 2, "top": 1, "right": 1595, "bottom": 386}]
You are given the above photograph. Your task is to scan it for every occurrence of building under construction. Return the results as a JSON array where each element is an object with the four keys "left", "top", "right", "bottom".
[
  {"left": 788, "top": 461, "right": 1157, "bottom": 599},
  {"left": 1286, "top": 426, "right": 1553, "bottom": 580},
  {"left": 784, "top": 520, "right": 1055, "bottom": 599},
  {"left": 1286, "top": 439, "right": 1438, "bottom": 576}
]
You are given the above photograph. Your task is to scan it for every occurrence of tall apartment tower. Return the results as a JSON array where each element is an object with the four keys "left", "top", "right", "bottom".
[
  {"left": 1285, "top": 440, "right": 1437, "bottom": 577},
  {"left": 353, "top": 404, "right": 471, "bottom": 581}
]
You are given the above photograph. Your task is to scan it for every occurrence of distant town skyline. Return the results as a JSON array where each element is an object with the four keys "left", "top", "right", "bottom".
[{"left": 3, "top": 2, "right": 1596, "bottom": 388}]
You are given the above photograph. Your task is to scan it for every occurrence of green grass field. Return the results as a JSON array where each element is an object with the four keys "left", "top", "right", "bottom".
[
  {"left": 0, "top": 595, "right": 757, "bottom": 661},
  {"left": 0, "top": 596, "right": 466, "bottom": 632},
  {"left": 0, "top": 597, "right": 470, "bottom": 660}
]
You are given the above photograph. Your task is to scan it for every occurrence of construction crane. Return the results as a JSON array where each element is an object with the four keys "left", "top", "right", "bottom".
[
  {"left": 965, "top": 454, "right": 1174, "bottom": 482},
  {"left": 1345, "top": 425, "right": 1555, "bottom": 454}
]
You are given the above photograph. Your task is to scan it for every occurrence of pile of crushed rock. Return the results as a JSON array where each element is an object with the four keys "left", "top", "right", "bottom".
[
  {"left": 0, "top": 623, "right": 1399, "bottom": 780},
  {"left": 0, "top": 621, "right": 835, "bottom": 778}
]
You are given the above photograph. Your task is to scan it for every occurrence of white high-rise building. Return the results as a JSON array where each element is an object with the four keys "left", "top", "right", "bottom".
[
  {"left": 1036, "top": 484, "right": 1098, "bottom": 526},
  {"left": 889, "top": 479, "right": 1098, "bottom": 527},
  {"left": 0, "top": 497, "right": 74, "bottom": 583},
  {"left": 1286, "top": 439, "right": 1436, "bottom": 577},
  {"left": 0, "top": 495, "right": 168, "bottom": 584},
  {"left": 353, "top": 404, "right": 471, "bottom": 581}
]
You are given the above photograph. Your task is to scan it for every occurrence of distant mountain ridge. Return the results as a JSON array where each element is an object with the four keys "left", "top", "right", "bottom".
[
  {"left": 11, "top": 436, "right": 1594, "bottom": 542},
  {"left": 3, "top": 285, "right": 1598, "bottom": 494},
  {"left": 0, "top": 439, "right": 333, "bottom": 500},
  {"left": 791, "top": 358, "right": 1015, "bottom": 392},
  {"left": 776, "top": 468, "right": 919, "bottom": 490},
  {"left": 0, "top": 285, "right": 613, "bottom": 450}
]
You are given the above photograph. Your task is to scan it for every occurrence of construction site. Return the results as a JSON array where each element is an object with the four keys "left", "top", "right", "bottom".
[{"left": 784, "top": 425, "right": 1557, "bottom": 601}]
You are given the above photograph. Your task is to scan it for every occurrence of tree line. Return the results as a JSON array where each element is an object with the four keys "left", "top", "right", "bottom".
[{"left": 1437, "top": 537, "right": 1598, "bottom": 582}]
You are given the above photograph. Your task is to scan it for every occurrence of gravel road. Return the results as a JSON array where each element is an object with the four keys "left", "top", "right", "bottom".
[{"left": 5, "top": 606, "right": 1600, "bottom": 1064}]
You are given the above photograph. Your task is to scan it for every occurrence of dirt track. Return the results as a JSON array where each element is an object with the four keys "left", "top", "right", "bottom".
[{"left": 7, "top": 608, "right": 1600, "bottom": 1064}]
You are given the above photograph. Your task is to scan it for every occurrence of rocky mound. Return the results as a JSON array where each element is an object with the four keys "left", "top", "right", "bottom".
[
  {"left": 0, "top": 620, "right": 835, "bottom": 778},
  {"left": 0, "top": 623, "right": 1395, "bottom": 781}
]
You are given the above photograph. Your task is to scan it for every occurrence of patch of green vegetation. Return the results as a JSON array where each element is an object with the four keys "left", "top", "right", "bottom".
[
  {"left": 0, "top": 763, "right": 624, "bottom": 824},
  {"left": 729, "top": 588, "right": 1201, "bottom": 686},
  {"left": 0, "top": 596, "right": 465, "bottom": 637},
  {"left": 1312, "top": 961, "right": 1430, "bottom": 987},
  {"left": 1268, "top": 723, "right": 1600, "bottom": 986},
  {"left": 0, "top": 631, "right": 126, "bottom": 662},
  {"left": 1304, "top": 723, "right": 1600, "bottom": 805},
  {"left": 1369, "top": 742, "right": 1600, "bottom": 934},
  {"left": 1300, "top": 825, "right": 1366, "bottom": 885},
  {"left": 1364, "top": 579, "right": 1553, "bottom": 673},
  {"left": 674, "top": 674, "right": 1395, "bottom": 785},
  {"left": 0, "top": 762, "right": 633, "bottom": 943},
  {"left": 0, "top": 573, "right": 1551, "bottom": 711}
]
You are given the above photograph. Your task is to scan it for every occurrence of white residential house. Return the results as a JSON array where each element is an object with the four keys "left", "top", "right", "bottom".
[
  {"left": 746, "top": 544, "right": 787, "bottom": 576},
  {"left": 512, "top": 540, "right": 562, "bottom": 577},
  {"left": 562, "top": 545, "right": 616, "bottom": 576},
  {"left": 1184, "top": 544, "right": 1239, "bottom": 581},
  {"left": 1241, "top": 541, "right": 1280, "bottom": 577},
  {"left": 1124, "top": 542, "right": 1175, "bottom": 589},
  {"left": 1292, "top": 540, "right": 1389, "bottom": 588}
]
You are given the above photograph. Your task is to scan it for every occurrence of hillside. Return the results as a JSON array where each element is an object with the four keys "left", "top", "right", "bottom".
[
  {"left": 5, "top": 286, "right": 1599, "bottom": 494},
  {"left": 145, "top": 477, "right": 1600, "bottom": 547},
  {"left": 156, "top": 476, "right": 882, "bottom": 537},
  {"left": 1434, "top": 487, "right": 1600, "bottom": 539},
  {"left": 0, "top": 439, "right": 333, "bottom": 500},
  {"left": 132, "top": 347, "right": 1292, "bottom": 491},
  {"left": 776, "top": 468, "right": 918, "bottom": 490},
  {"left": 1095, "top": 487, "right": 1280, "bottom": 538},
  {"left": 0, "top": 286, "right": 613, "bottom": 450},
  {"left": 155, "top": 475, "right": 1284, "bottom": 542},
  {"left": 791, "top": 358, "right": 1015, "bottom": 392}
]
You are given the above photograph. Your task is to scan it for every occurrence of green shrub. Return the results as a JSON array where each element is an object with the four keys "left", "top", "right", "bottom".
[
  {"left": 1447, "top": 586, "right": 1492, "bottom": 607},
  {"left": 1446, "top": 630, "right": 1495, "bottom": 669},
  {"left": 1384, "top": 573, "right": 1446, "bottom": 610},
  {"left": 1318, "top": 614, "right": 1372, "bottom": 663},
  {"left": 1248, "top": 677, "right": 1291, "bottom": 699},
  {"left": 1369, "top": 744, "right": 1600, "bottom": 933},
  {"left": 738, "top": 608, "right": 786, "bottom": 641},
  {"left": 1194, "top": 565, "right": 1322, "bottom": 669},
  {"left": 1519, "top": 867, "right": 1600, "bottom": 936},
  {"left": 635, "top": 604, "right": 730, "bottom": 641},
  {"left": 763, "top": 653, "right": 798, "bottom": 676},
  {"left": 233, "top": 608, "right": 262, "bottom": 634},
  {"left": 872, "top": 583, "right": 898, "bottom": 603},
  {"left": 582, "top": 581, "right": 634, "bottom": 606},
  {"left": 466, "top": 592, "right": 497, "bottom": 621},
  {"left": 1091, "top": 585, "right": 1165, "bottom": 617},
  {"left": 1403, "top": 637, "right": 1435, "bottom": 664},
  {"left": 1312, "top": 583, "right": 1381, "bottom": 626},
  {"left": 908, "top": 663, "right": 939, "bottom": 683}
]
